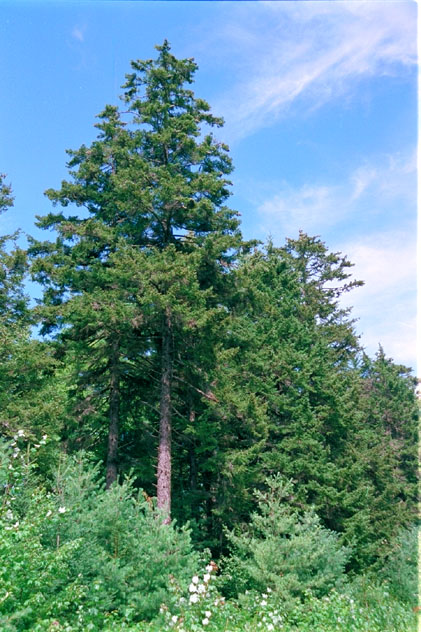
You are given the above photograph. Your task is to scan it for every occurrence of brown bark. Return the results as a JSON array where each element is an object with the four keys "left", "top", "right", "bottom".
[
  {"left": 157, "top": 308, "right": 172, "bottom": 522},
  {"left": 106, "top": 338, "right": 120, "bottom": 490},
  {"left": 189, "top": 408, "right": 197, "bottom": 491}
]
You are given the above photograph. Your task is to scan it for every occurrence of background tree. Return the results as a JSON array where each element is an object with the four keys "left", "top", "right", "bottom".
[
  {"left": 339, "top": 347, "right": 419, "bottom": 569},
  {"left": 0, "top": 174, "right": 65, "bottom": 464},
  {"left": 204, "top": 235, "right": 417, "bottom": 568},
  {"left": 153, "top": 234, "right": 363, "bottom": 552},
  {"left": 0, "top": 173, "right": 27, "bottom": 324}
]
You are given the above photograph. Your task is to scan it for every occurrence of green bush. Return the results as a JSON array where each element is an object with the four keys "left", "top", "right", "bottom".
[
  {"left": 382, "top": 524, "right": 419, "bottom": 605},
  {"left": 284, "top": 582, "right": 417, "bottom": 632},
  {"left": 100, "top": 574, "right": 416, "bottom": 632},
  {"left": 221, "top": 475, "right": 350, "bottom": 603},
  {"left": 0, "top": 442, "right": 199, "bottom": 629},
  {"left": 0, "top": 437, "right": 81, "bottom": 630}
]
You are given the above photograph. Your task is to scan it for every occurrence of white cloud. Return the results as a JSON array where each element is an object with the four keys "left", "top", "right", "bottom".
[
  {"left": 339, "top": 231, "right": 416, "bottom": 370},
  {"left": 258, "top": 183, "right": 338, "bottom": 238},
  {"left": 342, "top": 232, "right": 415, "bottom": 301},
  {"left": 71, "top": 25, "right": 85, "bottom": 43},
  {"left": 253, "top": 151, "right": 417, "bottom": 369},
  {"left": 211, "top": 1, "right": 417, "bottom": 139},
  {"left": 357, "top": 311, "right": 416, "bottom": 370},
  {"left": 256, "top": 151, "right": 416, "bottom": 240},
  {"left": 350, "top": 166, "right": 379, "bottom": 201}
]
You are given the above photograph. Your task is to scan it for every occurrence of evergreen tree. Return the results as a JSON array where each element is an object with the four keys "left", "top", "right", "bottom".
[
  {"left": 0, "top": 174, "right": 27, "bottom": 324},
  {"left": 339, "top": 347, "right": 418, "bottom": 569},
  {"left": 208, "top": 235, "right": 417, "bottom": 568},
  {"left": 0, "top": 175, "right": 65, "bottom": 452},
  {"left": 164, "top": 235, "right": 364, "bottom": 551},
  {"left": 218, "top": 237, "right": 362, "bottom": 527},
  {"left": 222, "top": 475, "right": 350, "bottom": 602},
  {"left": 30, "top": 42, "right": 245, "bottom": 515}
]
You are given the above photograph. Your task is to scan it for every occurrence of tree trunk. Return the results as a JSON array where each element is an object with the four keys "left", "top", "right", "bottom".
[
  {"left": 157, "top": 308, "right": 172, "bottom": 522},
  {"left": 106, "top": 339, "right": 120, "bottom": 489},
  {"left": 189, "top": 408, "right": 197, "bottom": 491}
]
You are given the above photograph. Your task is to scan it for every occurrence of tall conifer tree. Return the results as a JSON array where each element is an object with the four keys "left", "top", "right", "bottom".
[{"left": 30, "top": 43, "right": 244, "bottom": 515}]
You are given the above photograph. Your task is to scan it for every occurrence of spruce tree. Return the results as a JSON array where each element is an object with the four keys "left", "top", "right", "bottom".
[
  {"left": 201, "top": 236, "right": 363, "bottom": 546},
  {"left": 340, "top": 347, "right": 419, "bottom": 569},
  {"left": 30, "top": 42, "right": 245, "bottom": 515},
  {"left": 0, "top": 174, "right": 27, "bottom": 324},
  {"left": 209, "top": 236, "right": 417, "bottom": 568},
  {"left": 0, "top": 175, "right": 65, "bottom": 448}
]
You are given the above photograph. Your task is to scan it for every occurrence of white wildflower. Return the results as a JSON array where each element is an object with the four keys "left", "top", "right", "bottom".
[
  {"left": 197, "top": 583, "right": 206, "bottom": 594},
  {"left": 17, "top": 430, "right": 25, "bottom": 437},
  {"left": 267, "top": 625, "right": 274, "bottom": 631},
  {"left": 46, "top": 510, "right": 52, "bottom": 518},
  {"left": 192, "top": 575, "right": 199, "bottom": 584},
  {"left": 189, "top": 583, "right": 197, "bottom": 593},
  {"left": 205, "top": 611, "right": 211, "bottom": 618},
  {"left": 266, "top": 587, "right": 272, "bottom": 593},
  {"left": 206, "top": 564, "right": 213, "bottom": 573},
  {"left": 202, "top": 618, "right": 209, "bottom": 626},
  {"left": 171, "top": 615, "right": 178, "bottom": 623},
  {"left": 203, "top": 573, "right": 211, "bottom": 583},
  {"left": 189, "top": 593, "right": 199, "bottom": 604},
  {"left": 261, "top": 599, "right": 267, "bottom": 606},
  {"left": 262, "top": 593, "right": 268, "bottom": 599},
  {"left": 58, "top": 506, "right": 66, "bottom": 514}
]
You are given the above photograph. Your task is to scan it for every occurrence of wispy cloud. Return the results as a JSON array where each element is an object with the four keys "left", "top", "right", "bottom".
[
  {"left": 256, "top": 151, "right": 416, "bottom": 240},
  {"left": 342, "top": 232, "right": 416, "bottom": 301},
  {"left": 258, "top": 183, "right": 338, "bottom": 238},
  {"left": 209, "top": 1, "right": 416, "bottom": 139},
  {"left": 339, "top": 230, "right": 416, "bottom": 370},
  {"left": 252, "top": 150, "right": 417, "bottom": 369},
  {"left": 71, "top": 25, "right": 86, "bottom": 43}
]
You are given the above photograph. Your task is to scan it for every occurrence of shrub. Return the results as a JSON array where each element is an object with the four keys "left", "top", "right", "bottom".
[
  {"left": 45, "top": 455, "right": 199, "bottom": 621},
  {"left": 0, "top": 443, "right": 199, "bottom": 629},
  {"left": 382, "top": 524, "right": 419, "bottom": 605},
  {"left": 221, "top": 475, "right": 351, "bottom": 603}
]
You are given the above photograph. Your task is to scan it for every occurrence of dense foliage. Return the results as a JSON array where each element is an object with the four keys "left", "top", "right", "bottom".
[
  {"left": 0, "top": 44, "right": 418, "bottom": 630},
  {"left": 221, "top": 475, "right": 350, "bottom": 601}
]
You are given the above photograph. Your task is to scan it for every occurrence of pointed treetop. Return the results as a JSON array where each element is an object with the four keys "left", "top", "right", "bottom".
[{"left": 0, "top": 174, "right": 14, "bottom": 214}]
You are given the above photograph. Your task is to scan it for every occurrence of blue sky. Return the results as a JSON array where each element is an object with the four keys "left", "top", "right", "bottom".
[{"left": 0, "top": 1, "right": 417, "bottom": 370}]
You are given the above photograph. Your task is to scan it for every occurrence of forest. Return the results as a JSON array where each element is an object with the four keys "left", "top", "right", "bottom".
[{"left": 0, "top": 42, "right": 418, "bottom": 631}]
